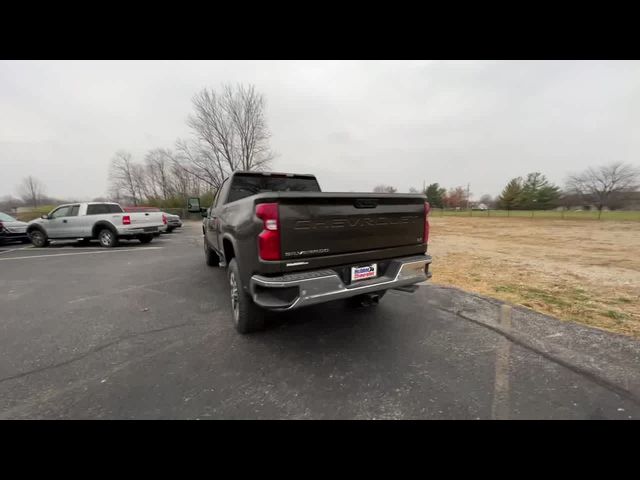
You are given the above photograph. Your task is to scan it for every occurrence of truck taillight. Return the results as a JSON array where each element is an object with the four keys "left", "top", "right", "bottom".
[
  {"left": 162, "top": 214, "right": 167, "bottom": 225},
  {"left": 123, "top": 215, "right": 131, "bottom": 225},
  {"left": 256, "top": 203, "right": 280, "bottom": 261},
  {"left": 423, "top": 202, "right": 430, "bottom": 245}
]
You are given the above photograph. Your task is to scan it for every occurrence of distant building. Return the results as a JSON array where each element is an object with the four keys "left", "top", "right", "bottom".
[{"left": 471, "top": 203, "right": 488, "bottom": 211}]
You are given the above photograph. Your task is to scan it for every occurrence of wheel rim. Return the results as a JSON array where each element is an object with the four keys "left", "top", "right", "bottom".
[
  {"left": 100, "top": 230, "right": 112, "bottom": 246},
  {"left": 31, "top": 231, "right": 43, "bottom": 246},
  {"left": 229, "top": 272, "right": 239, "bottom": 323}
]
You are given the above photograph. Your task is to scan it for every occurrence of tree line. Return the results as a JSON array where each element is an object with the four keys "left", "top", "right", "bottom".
[
  {"left": 496, "top": 163, "right": 639, "bottom": 211},
  {"left": 108, "top": 83, "right": 273, "bottom": 208},
  {"left": 5, "top": 82, "right": 638, "bottom": 215},
  {"left": 377, "top": 162, "right": 640, "bottom": 212}
]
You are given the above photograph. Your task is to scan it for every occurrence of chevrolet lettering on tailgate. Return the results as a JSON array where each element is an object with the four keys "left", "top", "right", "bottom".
[{"left": 294, "top": 216, "right": 419, "bottom": 230}]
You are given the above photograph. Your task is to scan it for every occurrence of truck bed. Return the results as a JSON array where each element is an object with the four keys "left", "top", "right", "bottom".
[{"left": 245, "top": 191, "right": 428, "bottom": 275}]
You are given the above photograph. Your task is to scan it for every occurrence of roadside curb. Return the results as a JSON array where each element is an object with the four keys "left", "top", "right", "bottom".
[{"left": 425, "top": 284, "right": 640, "bottom": 405}]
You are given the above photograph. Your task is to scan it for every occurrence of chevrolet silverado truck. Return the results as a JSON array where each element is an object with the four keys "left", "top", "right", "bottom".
[
  {"left": 27, "top": 202, "right": 166, "bottom": 248},
  {"left": 188, "top": 171, "right": 432, "bottom": 334}
]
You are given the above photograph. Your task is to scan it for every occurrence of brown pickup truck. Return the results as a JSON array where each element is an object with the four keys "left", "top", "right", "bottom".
[{"left": 188, "top": 171, "right": 432, "bottom": 334}]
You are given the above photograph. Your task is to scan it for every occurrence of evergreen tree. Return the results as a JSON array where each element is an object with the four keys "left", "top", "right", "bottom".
[
  {"left": 425, "top": 183, "right": 446, "bottom": 208},
  {"left": 497, "top": 177, "right": 523, "bottom": 210},
  {"left": 520, "top": 172, "right": 560, "bottom": 210}
]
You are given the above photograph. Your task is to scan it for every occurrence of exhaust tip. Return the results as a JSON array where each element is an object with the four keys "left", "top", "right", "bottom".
[{"left": 360, "top": 293, "right": 381, "bottom": 306}]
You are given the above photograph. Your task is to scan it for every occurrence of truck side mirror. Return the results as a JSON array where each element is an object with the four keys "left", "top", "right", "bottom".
[{"left": 188, "top": 197, "right": 201, "bottom": 213}]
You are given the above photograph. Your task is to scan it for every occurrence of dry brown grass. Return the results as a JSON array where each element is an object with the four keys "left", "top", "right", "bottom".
[{"left": 428, "top": 217, "right": 640, "bottom": 338}]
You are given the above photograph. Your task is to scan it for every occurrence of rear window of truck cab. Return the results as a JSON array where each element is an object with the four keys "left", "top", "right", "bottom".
[
  {"left": 226, "top": 174, "right": 321, "bottom": 203},
  {"left": 86, "top": 204, "right": 123, "bottom": 215}
]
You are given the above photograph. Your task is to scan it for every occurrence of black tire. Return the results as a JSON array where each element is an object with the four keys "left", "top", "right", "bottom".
[
  {"left": 166, "top": 227, "right": 174, "bottom": 233},
  {"left": 139, "top": 234, "right": 153, "bottom": 244},
  {"left": 29, "top": 229, "right": 49, "bottom": 248},
  {"left": 98, "top": 228, "right": 119, "bottom": 248},
  {"left": 346, "top": 290, "right": 387, "bottom": 308},
  {"left": 227, "top": 258, "right": 264, "bottom": 334},
  {"left": 204, "top": 240, "right": 220, "bottom": 267}
]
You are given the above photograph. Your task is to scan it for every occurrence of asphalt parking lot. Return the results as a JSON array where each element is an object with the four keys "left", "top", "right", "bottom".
[{"left": 1, "top": 222, "right": 639, "bottom": 419}]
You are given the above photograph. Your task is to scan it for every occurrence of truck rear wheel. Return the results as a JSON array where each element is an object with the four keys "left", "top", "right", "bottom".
[
  {"left": 228, "top": 258, "right": 264, "bottom": 334},
  {"left": 98, "top": 228, "right": 119, "bottom": 248}
]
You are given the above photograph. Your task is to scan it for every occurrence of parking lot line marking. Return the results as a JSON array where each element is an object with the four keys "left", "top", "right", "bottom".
[
  {"left": 0, "top": 247, "right": 163, "bottom": 261},
  {"left": 0, "top": 246, "right": 32, "bottom": 255}
]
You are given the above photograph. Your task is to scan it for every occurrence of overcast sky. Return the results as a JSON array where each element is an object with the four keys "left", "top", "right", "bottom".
[{"left": 1, "top": 60, "right": 639, "bottom": 200}]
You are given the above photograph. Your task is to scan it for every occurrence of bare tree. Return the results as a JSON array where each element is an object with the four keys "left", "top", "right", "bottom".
[
  {"left": 373, "top": 184, "right": 397, "bottom": 193},
  {"left": 444, "top": 186, "right": 469, "bottom": 209},
  {"left": 144, "top": 148, "right": 174, "bottom": 201},
  {"left": 479, "top": 194, "right": 495, "bottom": 208},
  {"left": 566, "top": 162, "right": 640, "bottom": 215},
  {"left": 171, "top": 158, "right": 201, "bottom": 200},
  {"left": 177, "top": 83, "right": 274, "bottom": 189},
  {"left": 18, "top": 176, "right": 45, "bottom": 207},
  {"left": 174, "top": 138, "right": 225, "bottom": 191},
  {"left": 109, "top": 151, "right": 140, "bottom": 206},
  {"left": 228, "top": 84, "right": 273, "bottom": 171},
  {"left": 132, "top": 163, "right": 149, "bottom": 204}
]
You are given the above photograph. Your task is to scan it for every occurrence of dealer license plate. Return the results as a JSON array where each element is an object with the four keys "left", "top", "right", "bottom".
[{"left": 351, "top": 263, "right": 378, "bottom": 282}]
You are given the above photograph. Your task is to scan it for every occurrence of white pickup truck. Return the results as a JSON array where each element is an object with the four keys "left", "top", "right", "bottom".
[{"left": 26, "top": 202, "right": 166, "bottom": 248}]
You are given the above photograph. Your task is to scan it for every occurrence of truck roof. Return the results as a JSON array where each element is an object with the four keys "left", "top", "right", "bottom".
[
  {"left": 232, "top": 171, "right": 316, "bottom": 178},
  {"left": 49, "top": 202, "right": 121, "bottom": 209}
]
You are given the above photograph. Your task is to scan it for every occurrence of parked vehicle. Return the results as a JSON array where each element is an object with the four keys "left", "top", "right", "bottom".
[
  {"left": 165, "top": 213, "right": 182, "bottom": 233},
  {"left": 188, "top": 171, "right": 432, "bottom": 334},
  {"left": 122, "top": 206, "right": 166, "bottom": 234},
  {"left": 0, "top": 212, "right": 30, "bottom": 245},
  {"left": 27, "top": 202, "right": 166, "bottom": 248}
]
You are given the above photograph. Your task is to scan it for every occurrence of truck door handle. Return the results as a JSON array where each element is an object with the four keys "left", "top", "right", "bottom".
[{"left": 63, "top": 219, "right": 68, "bottom": 223}]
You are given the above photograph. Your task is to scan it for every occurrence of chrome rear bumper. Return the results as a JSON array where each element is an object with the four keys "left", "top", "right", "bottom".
[{"left": 250, "top": 255, "right": 432, "bottom": 311}]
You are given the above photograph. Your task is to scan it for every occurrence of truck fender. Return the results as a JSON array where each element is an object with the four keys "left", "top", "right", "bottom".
[
  {"left": 220, "top": 234, "right": 239, "bottom": 265},
  {"left": 26, "top": 224, "right": 47, "bottom": 236},
  {"left": 92, "top": 221, "right": 117, "bottom": 238}
]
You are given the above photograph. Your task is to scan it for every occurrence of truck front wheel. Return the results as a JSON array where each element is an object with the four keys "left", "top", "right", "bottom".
[
  {"left": 29, "top": 229, "right": 49, "bottom": 248},
  {"left": 227, "top": 258, "right": 264, "bottom": 334}
]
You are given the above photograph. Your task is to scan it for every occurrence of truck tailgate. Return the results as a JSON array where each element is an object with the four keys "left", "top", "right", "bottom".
[
  {"left": 277, "top": 194, "right": 426, "bottom": 260},
  {"left": 129, "top": 212, "right": 163, "bottom": 227}
]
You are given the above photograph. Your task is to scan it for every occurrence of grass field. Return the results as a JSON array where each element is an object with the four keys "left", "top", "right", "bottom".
[
  {"left": 428, "top": 216, "right": 640, "bottom": 338},
  {"left": 435, "top": 209, "right": 640, "bottom": 221},
  {"left": 14, "top": 206, "right": 56, "bottom": 222}
]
